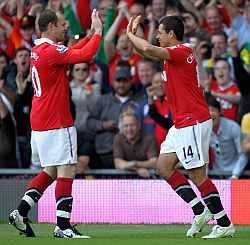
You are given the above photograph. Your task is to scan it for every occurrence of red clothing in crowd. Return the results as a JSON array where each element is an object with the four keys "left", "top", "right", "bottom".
[{"left": 210, "top": 81, "right": 240, "bottom": 121}]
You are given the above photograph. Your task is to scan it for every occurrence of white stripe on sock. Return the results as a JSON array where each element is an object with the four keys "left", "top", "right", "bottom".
[
  {"left": 189, "top": 197, "right": 200, "bottom": 207},
  {"left": 56, "top": 196, "right": 73, "bottom": 207},
  {"left": 56, "top": 210, "right": 71, "bottom": 218},
  {"left": 203, "top": 193, "right": 219, "bottom": 201},
  {"left": 214, "top": 210, "right": 226, "bottom": 220},
  {"left": 175, "top": 185, "right": 192, "bottom": 193},
  {"left": 22, "top": 195, "right": 35, "bottom": 207}
]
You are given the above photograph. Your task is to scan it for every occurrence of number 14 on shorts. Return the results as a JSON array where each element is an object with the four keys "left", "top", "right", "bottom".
[{"left": 183, "top": 145, "right": 194, "bottom": 164}]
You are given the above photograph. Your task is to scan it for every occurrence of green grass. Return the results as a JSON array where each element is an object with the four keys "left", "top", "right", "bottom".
[{"left": 0, "top": 224, "right": 249, "bottom": 245}]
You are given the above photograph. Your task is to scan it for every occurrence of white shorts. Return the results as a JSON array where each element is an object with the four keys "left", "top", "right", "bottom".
[
  {"left": 160, "top": 119, "right": 212, "bottom": 169},
  {"left": 31, "top": 126, "right": 77, "bottom": 167}
]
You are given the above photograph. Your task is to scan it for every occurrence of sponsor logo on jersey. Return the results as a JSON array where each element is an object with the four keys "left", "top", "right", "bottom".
[{"left": 56, "top": 45, "right": 68, "bottom": 53}]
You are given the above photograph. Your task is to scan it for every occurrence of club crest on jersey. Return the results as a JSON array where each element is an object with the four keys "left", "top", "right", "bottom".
[
  {"left": 187, "top": 53, "right": 194, "bottom": 64},
  {"left": 56, "top": 45, "right": 68, "bottom": 53}
]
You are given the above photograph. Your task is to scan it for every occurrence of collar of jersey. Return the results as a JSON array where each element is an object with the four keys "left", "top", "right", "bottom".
[{"left": 34, "top": 38, "right": 54, "bottom": 46}]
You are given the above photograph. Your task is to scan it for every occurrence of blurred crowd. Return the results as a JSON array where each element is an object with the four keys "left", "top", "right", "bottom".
[{"left": 0, "top": 0, "right": 250, "bottom": 179}]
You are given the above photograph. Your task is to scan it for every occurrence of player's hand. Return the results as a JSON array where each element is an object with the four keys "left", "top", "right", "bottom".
[
  {"left": 127, "top": 16, "right": 135, "bottom": 36},
  {"left": 132, "top": 15, "right": 142, "bottom": 34},
  {"left": 91, "top": 9, "right": 103, "bottom": 36}
]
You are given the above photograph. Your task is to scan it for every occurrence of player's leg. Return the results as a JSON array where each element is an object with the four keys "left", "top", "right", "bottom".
[
  {"left": 173, "top": 122, "right": 215, "bottom": 237},
  {"left": 52, "top": 126, "right": 90, "bottom": 239},
  {"left": 158, "top": 127, "right": 206, "bottom": 219},
  {"left": 188, "top": 120, "right": 235, "bottom": 238},
  {"left": 157, "top": 153, "right": 206, "bottom": 216},
  {"left": 9, "top": 131, "right": 56, "bottom": 237},
  {"left": 189, "top": 166, "right": 235, "bottom": 238}
]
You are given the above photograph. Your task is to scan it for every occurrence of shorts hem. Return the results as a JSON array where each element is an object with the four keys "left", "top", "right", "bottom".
[
  {"left": 182, "top": 161, "right": 206, "bottom": 170},
  {"left": 41, "top": 160, "right": 77, "bottom": 167}
]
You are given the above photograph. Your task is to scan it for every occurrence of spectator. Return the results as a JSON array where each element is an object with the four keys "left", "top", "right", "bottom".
[
  {"left": 13, "top": 71, "right": 33, "bottom": 168},
  {"left": 134, "top": 59, "right": 158, "bottom": 134},
  {"left": 228, "top": 37, "right": 250, "bottom": 123},
  {"left": 0, "top": 92, "right": 17, "bottom": 168},
  {"left": 0, "top": 52, "right": 16, "bottom": 110},
  {"left": 221, "top": 0, "right": 250, "bottom": 49},
  {"left": 182, "top": 11, "right": 209, "bottom": 41},
  {"left": 104, "top": 2, "right": 140, "bottom": 85},
  {"left": 210, "top": 58, "right": 241, "bottom": 121},
  {"left": 6, "top": 47, "right": 30, "bottom": 93},
  {"left": 70, "top": 62, "right": 101, "bottom": 173},
  {"left": 241, "top": 113, "right": 250, "bottom": 171},
  {"left": 0, "top": 29, "right": 15, "bottom": 59},
  {"left": 9, "top": 15, "right": 36, "bottom": 50},
  {"left": 211, "top": 31, "right": 229, "bottom": 60},
  {"left": 95, "top": 0, "right": 116, "bottom": 64},
  {"left": 113, "top": 111, "right": 158, "bottom": 178},
  {"left": 151, "top": 0, "right": 166, "bottom": 22},
  {"left": 146, "top": 72, "right": 172, "bottom": 149},
  {"left": 86, "top": 66, "right": 136, "bottom": 168},
  {"left": 207, "top": 95, "right": 248, "bottom": 179},
  {"left": 204, "top": 4, "right": 226, "bottom": 34}
]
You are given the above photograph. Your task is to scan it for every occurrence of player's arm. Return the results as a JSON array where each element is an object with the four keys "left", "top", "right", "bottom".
[
  {"left": 70, "top": 35, "right": 91, "bottom": 49},
  {"left": 133, "top": 46, "right": 160, "bottom": 61},
  {"left": 49, "top": 33, "right": 102, "bottom": 64},
  {"left": 126, "top": 17, "right": 170, "bottom": 61},
  {"left": 49, "top": 9, "right": 103, "bottom": 64}
]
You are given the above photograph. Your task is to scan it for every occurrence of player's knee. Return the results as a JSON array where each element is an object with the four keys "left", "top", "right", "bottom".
[
  {"left": 156, "top": 163, "right": 173, "bottom": 179},
  {"left": 188, "top": 170, "right": 207, "bottom": 186}
]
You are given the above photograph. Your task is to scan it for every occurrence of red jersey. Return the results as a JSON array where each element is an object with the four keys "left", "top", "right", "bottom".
[
  {"left": 163, "top": 44, "right": 210, "bottom": 128},
  {"left": 30, "top": 34, "right": 101, "bottom": 131},
  {"left": 210, "top": 81, "right": 240, "bottom": 121}
]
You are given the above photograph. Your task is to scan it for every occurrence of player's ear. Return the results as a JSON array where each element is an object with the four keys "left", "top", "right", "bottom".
[
  {"left": 47, "top": 21, "right": 55, "bottom": 32},
  {"left": 168, "top": 30, "right": 174, "bottom": 39}
]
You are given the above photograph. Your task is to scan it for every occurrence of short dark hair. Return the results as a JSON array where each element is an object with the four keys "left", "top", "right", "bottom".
[
  {"left": 211, "top": 31, "right": 228, "bottom": 42},
  {"left": 138, "top": 58, "right": 157, "bottom": 70},
  {"left": 15, "top": 47, "right": 30, "bottom": 56},
  {"left": 159, "top": 15, "right": 184, "bottom": 41},
  {"left": 182, "top": 10, "right": 199, "bottom": 24},
  {"left": 38, "top": 9, "right": 58, "bottom": 33},
  {"left": 206, "top": 94, "right": 221, "bottom": 111},
  {"left": 214, "top": 57, "right": 231, "bottom": 69}
]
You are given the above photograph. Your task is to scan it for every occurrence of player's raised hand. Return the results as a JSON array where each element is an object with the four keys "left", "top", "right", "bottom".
[
  {"left": 91, "top": 9, "right": 103, "bottom": 36},
  {"left": 132, "top": 15, "right": 142, "bottom": 34},
  {"left": 127, "top": 15, "right": 141, "bottom": 36},
  {"left": 126, "top": 16, "right": 135, "bottom": 36}
]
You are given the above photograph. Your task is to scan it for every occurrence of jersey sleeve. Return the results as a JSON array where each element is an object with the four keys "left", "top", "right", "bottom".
[
  {"left": 166, "top": 46, "right": 189, "bottom": 64},
  {"left": 70, "top": 35, "right": 90, "bottom": 49},
  {"left": 47, "top": 34, "right": 102, "bottom": 65}
]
